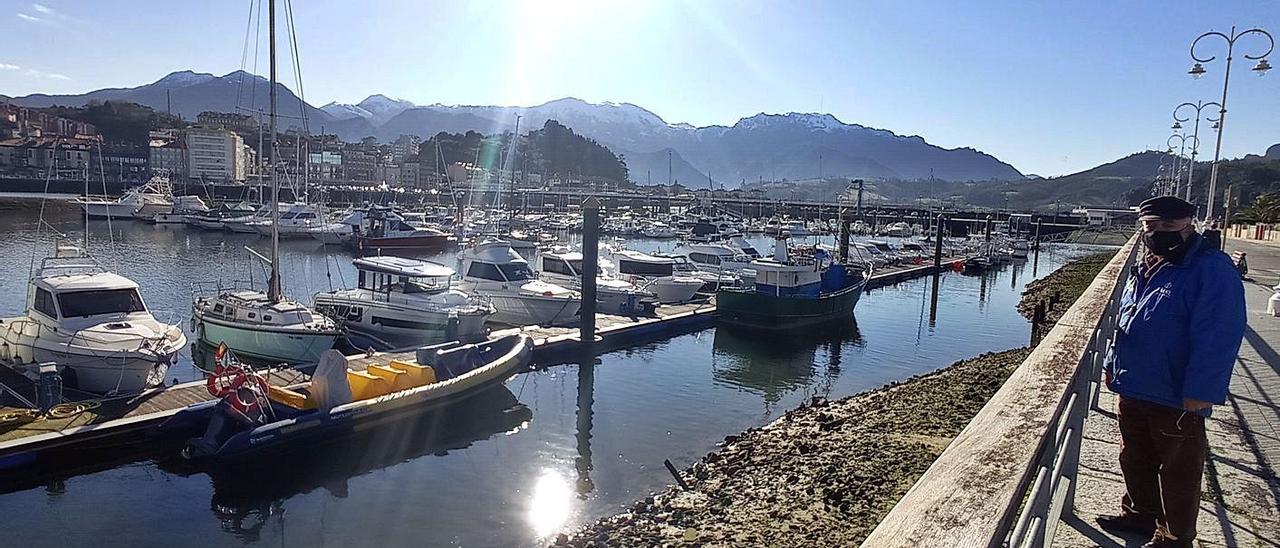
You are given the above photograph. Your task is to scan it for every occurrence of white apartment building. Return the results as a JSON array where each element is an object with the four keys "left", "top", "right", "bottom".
[{"left": 185, "top": 127, "right": 246, "bottom": 182}]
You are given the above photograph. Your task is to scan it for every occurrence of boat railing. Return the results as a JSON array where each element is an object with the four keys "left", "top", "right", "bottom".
[
  {"left": 860, "top": 235, "right": 1138, "bottom": 547},
  {"left": 36, "top": 255, "right": 109, "bottom": 279},
  {"left": 191, "top": 279, "right": 260, "bottom": 299}
]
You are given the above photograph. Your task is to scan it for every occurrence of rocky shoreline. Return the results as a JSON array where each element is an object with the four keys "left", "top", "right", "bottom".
[{"left": 554, "top": 253, "right": 1114, "bottom": 548}]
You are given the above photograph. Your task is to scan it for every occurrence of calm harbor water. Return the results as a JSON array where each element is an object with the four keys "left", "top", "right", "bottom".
[{"left": 0, "top": 200, "right": 1101, "bottom": 547}]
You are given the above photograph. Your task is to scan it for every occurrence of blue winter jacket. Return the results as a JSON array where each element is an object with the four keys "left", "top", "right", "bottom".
[{"left": 1104, "top": 234, "right": 1246, "bottom": 416}]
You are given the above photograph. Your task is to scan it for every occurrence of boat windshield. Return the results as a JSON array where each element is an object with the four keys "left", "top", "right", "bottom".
[
  {"left": 618, "top": 259, "right": 673, "bottom": 277},
  {"left": 499, "top": 263, "right": 536, "bottom": 282},
  {"left": 57, "top": 289, "right": 146, "bottom": 317}
]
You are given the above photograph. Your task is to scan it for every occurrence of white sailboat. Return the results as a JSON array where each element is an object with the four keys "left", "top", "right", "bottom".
[
  {"left": 455, "top": 240, "right": 581, "bottom": 326},
  {"left": 0, "top": 246, "right": 187, "bottom": 394},
  {"left": 313, "top": 256, "right": 494, "bottom": 349},
  {"left": 191, "top": 2, "right": 341, "bottom": 364}
]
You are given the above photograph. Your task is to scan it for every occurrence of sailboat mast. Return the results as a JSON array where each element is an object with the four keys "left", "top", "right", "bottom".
[{"left": 266, "top": 0, "right": 281, "bottom": 303}]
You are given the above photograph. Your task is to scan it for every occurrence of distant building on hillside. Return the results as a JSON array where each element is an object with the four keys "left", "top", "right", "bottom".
[
  {"left": 0, "top": 103, "right": 98, "bottom": 139},
  {"left": 196, "top": 111, "right": 258, "bottom": 136},
  {"left": 186, "top": 127, "right": 246, "bottom": 182},
  {"left": 0, "top": 137, "right": 93, "bottom": 179},
  {"left": 93, "top": 143, "right": 149, "bottom": 184},
  {"left": 391, "top": 134, "right": 421, "bottom": 163},
  {"left": 342, "top": 147, "right": 377, "bottom": 186}
]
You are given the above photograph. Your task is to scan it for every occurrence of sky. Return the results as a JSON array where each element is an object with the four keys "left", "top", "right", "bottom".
[{"left": 1, "top": 0, "right": 1277, "bottom": 177}]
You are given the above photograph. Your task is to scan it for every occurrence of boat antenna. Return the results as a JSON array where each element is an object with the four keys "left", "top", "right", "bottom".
[
  {"left": 266, "top": 0, "right": 282, "bottom": 303},
  {"left": 29, "top": 137, "right": 61, "bottom": 280}
]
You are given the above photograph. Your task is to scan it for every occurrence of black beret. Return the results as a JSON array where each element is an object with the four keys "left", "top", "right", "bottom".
[{"left": 1138, "top": 196, "right": 1195, "bottom": 221}]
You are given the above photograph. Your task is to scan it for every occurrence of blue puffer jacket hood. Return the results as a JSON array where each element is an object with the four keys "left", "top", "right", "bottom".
[{"left": 1104, "top": 234, "right": 1246, "bottom": 416}]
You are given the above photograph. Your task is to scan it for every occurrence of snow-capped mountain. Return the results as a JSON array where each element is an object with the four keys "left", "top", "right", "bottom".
[{"left": 8, "top": 70, "right": 1026, "bottom": 185}]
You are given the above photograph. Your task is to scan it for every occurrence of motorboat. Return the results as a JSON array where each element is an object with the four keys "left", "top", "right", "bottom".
[
  {"left": 191, "top": 28, "right": 341, "bottom": 366},
  {"left": 349, "top": 208, "right": 454, "bottom": 253},
  {"left": 640, "top": 222, "right": 678, "bottom": 239},
  {"left": 455, "top": 240, "right": 581, "bottom": 326},
  {"left": 151, "top": 195, "right": 212, "bottom": 224},
  {"left": 866, "top": 240, "right": 903, "bottom": 265},
  {"left": 667, "top": 254, "right": 742, "bottom": 292},
  {"left": 187, "top": 201, "right": 258, "bottom": 231},
  {"left": 783, "top": 220, "right": 810, "bottom": 237},
  {"left": 674, "top": 242, "right": 757, "bottom": 276},
  {"left": 538, "top": 249, "right": 658, "bottom": 315},
  {"left": 313, "top": 256, "right": 494, "bottom": 350},
  {"left": 250, "top": 203, "right": 324, "bottom": 239},
  {"left": 75, "top": 176, "right": 174, "bottom": 220},
  {"left": 0, "top": 246, "right": 186, "bottom": 394},
  {"left": 606, "top": 248, "right": 704, "bottom": 304},
  {"left": 881, "top": 222, "right": 914, "bottom": 238},
  {"left": 1010, "top": 239, "right": 1031, "bottom": 259},
  {"left": 169, "top": 334, "right": 532, "bottom": 462}
]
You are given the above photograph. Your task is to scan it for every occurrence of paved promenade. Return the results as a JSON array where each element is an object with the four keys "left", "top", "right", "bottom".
[{"left": 1055, "top": 237, "right": 1280, "bottom": 547}]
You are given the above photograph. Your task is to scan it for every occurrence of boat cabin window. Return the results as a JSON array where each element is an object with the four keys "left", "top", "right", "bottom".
[
  {"left": 263, "top": 315, "right": 272, "bottom": 322},
  {"left": 499, "top": 262, "right": 535, "bottom": 282},
  {"left": 467, "top": 262, "right": 507, "bottom": 281},
  {"left": 404, "top": 277, "right": 446, "bottom": 293},
  {"left": 33, "top": 288, "right": 57, "bottom": 318},
  {"left": 618, "top": 259, "right": 673, "bottom": 277},
  {"left": 741, "top": 246, "right": 760, "bottom": 258},
  {"left": 56, "top": 289, "right": 145, "bottom": 317},
  {"left": 542, "top": 257, "right": 578, "bottom": 276},
  {"left": 689, "top": 252, "right": 721, "bottom": 265}
]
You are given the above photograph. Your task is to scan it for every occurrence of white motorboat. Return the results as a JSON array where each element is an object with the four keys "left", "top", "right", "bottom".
[
  {"left": 667, "top": 254, "right": 741, "bottom": 292},
  {"left": 76, "top": 176, "right": 174, "bottom": 220},
  {"left": 191, "top": 25, "right": 341, "bottom": 365},
  {"left": 0, "top": 246, "right": 186, "bottom": 394},
  {"left": 223, "top": 202, "right": 293, "bottom": 233},
  {"left": 675, "top": 241, "right": 757, "bottom": 275},
  {"left": 313, "top": 256, "right": 494, "bottom": 350},
  {"left": 151, "top": 195, "right": 212, "bottom": 224},
  {"left": 606, "top": 248, "right": 704, "bottom": 304},
  {"left": 538, "top": 249, "right": 658, "bottom": 315},
  {"left": 881, "top": 222, "right": 914, "bottom": 238},
  {"left": 640, "top": 222, "right": 678, "bottom": 239},
  {"left": 783, "top": 220, "right": 810, "bottom": 237},
  {"left": 250, "top": 203, "right": 323, "bottom": 238},
  {"left": 455, "top": 240, "right": 581, "bottom": 326}
]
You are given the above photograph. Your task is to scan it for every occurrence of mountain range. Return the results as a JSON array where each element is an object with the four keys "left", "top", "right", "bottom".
[{"left": 8, "top": 70, "right": 1025, "bottom": 186}]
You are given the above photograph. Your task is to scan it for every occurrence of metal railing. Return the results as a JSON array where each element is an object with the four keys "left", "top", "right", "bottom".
[{"left": 861, "top": 235, "right": 1138, "bottom": 547}]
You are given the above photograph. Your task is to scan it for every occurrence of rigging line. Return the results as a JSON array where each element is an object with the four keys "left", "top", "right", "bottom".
[
  {"left": 97, "top": 142, "right": 119, "bottom": 271},
  {"left": 284, "top": 0, "right": 309, "bottom": 134},
  {"left": 29, "top": 137, "right": 60, "bottom": 280},
  {"left": 236, "top": 0, "right": 256, "bottom": 109},
  {"left": 251, "top": 0, "right": 263, "bottom": 110}
]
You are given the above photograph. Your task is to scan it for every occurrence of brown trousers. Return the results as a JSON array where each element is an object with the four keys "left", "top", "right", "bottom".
[{"left": 1117, "top": 396, "right": 1208, "bottom": 546}]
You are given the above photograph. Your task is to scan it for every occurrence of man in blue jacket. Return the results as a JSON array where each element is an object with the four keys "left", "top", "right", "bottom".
[{"left": 1097, "top": 196, "right": 1246, "bottom": 547}]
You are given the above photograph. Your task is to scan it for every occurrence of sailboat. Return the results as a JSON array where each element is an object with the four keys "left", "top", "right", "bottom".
[{"left": 191, "top": 2, "right": 341, "bottom": 364}]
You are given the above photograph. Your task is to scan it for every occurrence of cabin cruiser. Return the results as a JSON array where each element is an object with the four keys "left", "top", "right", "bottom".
[
  {"left": 866, "top": 240, "right": 903, "bottom": 265},
  {"left": 606, "top": 248, "right": 704, "bottom": 304},
  {"left": 881, "top": 222, "right": 915, "bottom": 238},
  {"left": 0, "top": 246, "right": 186, "bottom": 394},
  {"left": 187, "top": 201, "right": 258, "bottom": 231},
  {"left": 640, "top": 221, "right": 678, "bottom": 239},
  {"left": 76, "top": 176, "right": 174, "bottom": 220},
  {"left": 151, "top": 195, "right": 212, "bottom": 224},
  {"left": 250, "top": 203, "right": 324, "bottom": 238},
  {"left": 223, "top": 202, "right": 295, "bottom": 233},
  {"left": 455, "top": 240, "right": 581, "bottom": 326},
  {"left": 538, "top": 249, "right": 658, "bottom": 315},
  {"left": 783, "top": 220, "right": 810, "bottom": 237},
  {"left": 667, "top": 254, "right": 742, "bottom": 292},
  {"left": 349, "top": 208, "right": 454, "bottom": 253},
  {"left": 852, "top": 242, "right": 892, "bottom": 268},
  {"left": 313, "top": 256, "right": 494, "bottom": 350},
  {"left": 675, "top": 242, "right": 758, "bottom": 276}
]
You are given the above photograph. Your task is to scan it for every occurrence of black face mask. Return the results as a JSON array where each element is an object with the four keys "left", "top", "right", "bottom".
[{"left": 1143, "top": 229, "right": 1188, "bottom": 262}]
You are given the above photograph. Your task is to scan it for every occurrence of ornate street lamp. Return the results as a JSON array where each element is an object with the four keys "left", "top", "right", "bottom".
[
  {"left": 1172, "top": 100, "right": 1221, "bottom": 201},
  {"left": 1189, "top": 26, "right": 1274, "bottom": 219}
]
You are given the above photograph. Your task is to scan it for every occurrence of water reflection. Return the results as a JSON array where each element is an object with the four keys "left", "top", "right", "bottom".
[
  {"left": 574, "top": 357, "right": 597, "bottom": 496},
  {"left": 162, "top": 386, "right": 531, "bottom": 543},
  {"left": 527, "top": 469, "right": 574, "bottom": 538},
  {"left": 710, "top": 319, "right": 860, "bottom": 412}
]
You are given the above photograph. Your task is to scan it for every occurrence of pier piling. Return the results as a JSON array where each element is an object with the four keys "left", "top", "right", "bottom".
[
  {"left": 933, "top": 214, "right": 945, "bottom": 269},
  {"left": 580, "top": 197, "right": 601, "bottom": 345}
]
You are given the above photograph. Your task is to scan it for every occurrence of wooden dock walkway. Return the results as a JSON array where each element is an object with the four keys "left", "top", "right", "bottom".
[{"left": 0, "top": 258, "right": 958, "bottom": 471}]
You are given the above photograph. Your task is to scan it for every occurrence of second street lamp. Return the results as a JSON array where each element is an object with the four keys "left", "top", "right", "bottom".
[
  {"left": 1172, "top": 100, "right": 1221, "bottom": 201},
  {"left": 1168, "top": 133, "right": 1198, "bottom": 198},
  {"left": 1189, "top": 25, "right": 1274, "bottom": 220}
]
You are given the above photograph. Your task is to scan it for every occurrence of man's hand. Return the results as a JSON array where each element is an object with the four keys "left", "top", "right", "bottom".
[{"left": 1183, "top": 398, "right": 1211, "bottom": 412}]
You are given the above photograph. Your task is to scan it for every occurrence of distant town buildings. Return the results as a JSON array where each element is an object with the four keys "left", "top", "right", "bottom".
[{"left": 1, "top": 103, "right": 97, "bottom": 139}]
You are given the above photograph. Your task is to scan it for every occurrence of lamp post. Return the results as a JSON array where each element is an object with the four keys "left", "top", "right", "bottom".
[
  {"left": 1172, "top": 100, "right": 1221, "bottom": 201},
  {"left": 1189, "top": 26, "right": 1273, "bottom": 220},
  {"left": 1167, "top": 133, "right": 1198, "bottom": 198}
]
